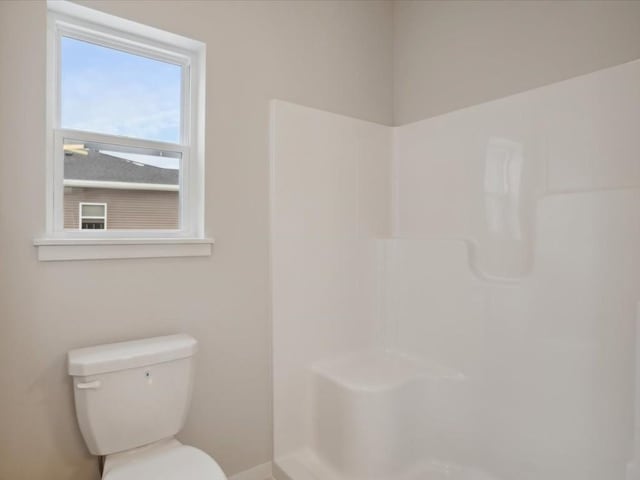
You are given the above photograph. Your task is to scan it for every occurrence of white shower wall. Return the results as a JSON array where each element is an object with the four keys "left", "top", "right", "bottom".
[
  {"left": 270, "top": 100, "right": 392, "bottom": 462},
  {"left": 271, "top": 60, "right": 640, "bottom": 480},
  {"left": 382, "top": 190, "right": 640, "bottom": 478},
  {"left": 394, "top": 58, "right": 640, "bottom": 278}
]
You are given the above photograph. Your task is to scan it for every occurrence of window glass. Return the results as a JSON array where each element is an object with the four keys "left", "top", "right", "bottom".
[
  {"left": 63, "top": 139, "right": 181, "bottom": 230},
  {"left": 81, "top": 204, "right": 105, "bottom": 217},
  {"left": 60, "top": 36, "right": 182, "bottom": 143},
  {"left": 81, "top": 220, "right": 105, "bottom": 230}
]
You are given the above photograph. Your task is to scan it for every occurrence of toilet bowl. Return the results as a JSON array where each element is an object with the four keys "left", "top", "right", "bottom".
[
  {"left": 102, "top": 439, "right": 225, "bottom": 480},
  {"left": 68, "top": 334, "right": 227, "bottom": 479}
]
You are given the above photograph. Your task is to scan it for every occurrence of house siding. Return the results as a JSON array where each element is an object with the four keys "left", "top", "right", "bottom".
[{"left": 64, "top": 187, "right": 179, "bottom": 230}]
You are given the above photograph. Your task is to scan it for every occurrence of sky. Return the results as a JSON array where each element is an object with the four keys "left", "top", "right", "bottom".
[{"left": 61, "top": 36, "right": 182, "bottom": 149}]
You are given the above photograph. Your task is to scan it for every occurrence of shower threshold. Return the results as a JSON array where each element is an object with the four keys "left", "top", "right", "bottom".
[{"left": 274, "top": 448, "right": 500, "bottom": 480}]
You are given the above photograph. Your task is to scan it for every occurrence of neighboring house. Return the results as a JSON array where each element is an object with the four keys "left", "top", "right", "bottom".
[{"left": 63, "top": 146, "right": 179, "bottom": 230}]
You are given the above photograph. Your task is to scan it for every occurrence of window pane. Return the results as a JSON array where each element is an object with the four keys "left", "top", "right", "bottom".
[
  {"left": 61, "top": 36, "right": 182, "bottom": 143},
  {"left": 64, "top": 139, "right": 181, "bottom": 230},
  {"left": 82, "top": 220, "right": 105, "bottom": 230},
  {"left": 81, "top": 204, "right": 105, "bottom": 217}
]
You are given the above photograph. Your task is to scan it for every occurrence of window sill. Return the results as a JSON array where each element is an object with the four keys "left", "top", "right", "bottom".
[{"left": 33, "top": 237, "right": 214, "bottom": 261}]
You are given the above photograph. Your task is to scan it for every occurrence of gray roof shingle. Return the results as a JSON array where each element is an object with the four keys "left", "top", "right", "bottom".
[{"left": 64, "top": 150, "right": 179, "bottom": 185}]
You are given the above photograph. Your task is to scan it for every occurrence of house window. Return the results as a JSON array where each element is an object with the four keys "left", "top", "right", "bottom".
[
  {"left": 80, "top": 203, "right": 107, "bottom": 230},
  {"left": 43, "top": 1, "right": 207, "bottom": 253}
]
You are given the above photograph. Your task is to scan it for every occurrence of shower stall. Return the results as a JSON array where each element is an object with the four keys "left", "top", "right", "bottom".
[{"left": 270, "top": 60, "right": 640, "bottom": 480}]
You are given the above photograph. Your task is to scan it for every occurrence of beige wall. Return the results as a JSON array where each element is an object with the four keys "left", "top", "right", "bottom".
[
  {"left": 63, "top": 188, "right": 179, "bottom": 230},
  {"left": 393, "top": 0, "right": 640, "bottom": 124},
  {"left": 0, "top": 1, "right": 392, "bottom": 479}
]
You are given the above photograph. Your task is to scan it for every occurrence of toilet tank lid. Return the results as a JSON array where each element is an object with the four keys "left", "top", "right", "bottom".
[{"left": 68, "top": 334, "right": 197, "bottom": 376}]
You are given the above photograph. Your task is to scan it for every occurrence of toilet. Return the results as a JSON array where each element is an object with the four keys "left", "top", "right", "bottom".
[{"left": 68, "top": 334, "right": 227, "bottom": 479}]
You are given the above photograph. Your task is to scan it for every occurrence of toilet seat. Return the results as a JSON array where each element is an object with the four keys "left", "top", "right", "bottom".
[{"left": 102, "top": 439, "right": 226, "bottom": 480}]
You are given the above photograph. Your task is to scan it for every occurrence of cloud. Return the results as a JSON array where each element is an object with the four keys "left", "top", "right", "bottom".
[{"left": 60, "top": 37, "right": 182, "bottom": 144}]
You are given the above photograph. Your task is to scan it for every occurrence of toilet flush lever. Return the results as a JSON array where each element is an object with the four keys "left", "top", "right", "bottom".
[{"left": 76, "top": 380, "right": 101, "bottom": 390}]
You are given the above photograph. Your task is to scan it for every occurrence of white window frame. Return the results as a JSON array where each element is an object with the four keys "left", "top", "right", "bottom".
[
  {"left": 35, "top": 1, "right": 212, "bottom": 260},
  {"left": 79, "top": 202, "right": 107, "bottom": 230}
]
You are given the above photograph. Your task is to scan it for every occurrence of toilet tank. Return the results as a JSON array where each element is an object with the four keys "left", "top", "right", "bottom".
[{"left": 68, "top": 334, "right": 197, "bottom": 456}]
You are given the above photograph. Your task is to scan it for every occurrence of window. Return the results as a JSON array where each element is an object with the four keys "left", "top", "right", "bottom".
[
  {"left": 37, "top": 1, "right": 211, "bottom": 260},
  {"left": 79, "top": 203, "right": 107, "bottom": 230}
]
